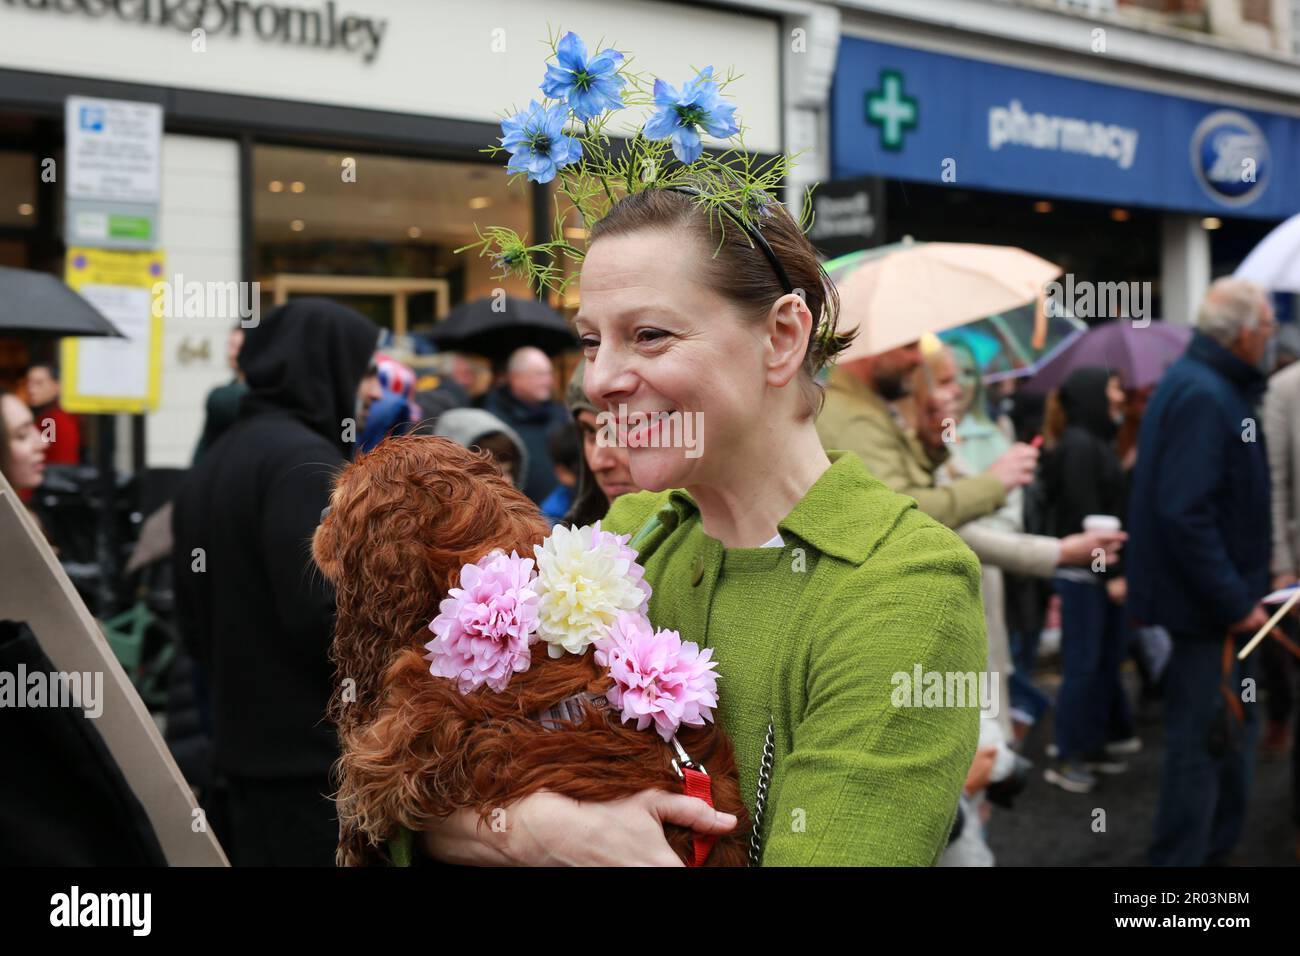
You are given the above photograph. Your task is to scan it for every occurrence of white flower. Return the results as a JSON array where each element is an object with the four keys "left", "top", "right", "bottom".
[{"left": 533, "top": 522, "right": 652, "bottom": 658}]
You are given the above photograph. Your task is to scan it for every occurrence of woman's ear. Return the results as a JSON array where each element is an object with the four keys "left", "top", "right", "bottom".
[{"left": 764, "top": 292, "right": 814, "bottom": 388}]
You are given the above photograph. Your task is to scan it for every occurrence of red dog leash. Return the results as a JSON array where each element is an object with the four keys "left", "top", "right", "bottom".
[{"left": 671, "top": 737, "right": 716, "bottom": 867}]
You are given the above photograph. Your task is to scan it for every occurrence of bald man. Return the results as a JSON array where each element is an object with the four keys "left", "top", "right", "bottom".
[{"left": 481, "top": 346, "right": 570, "bottom": 503}]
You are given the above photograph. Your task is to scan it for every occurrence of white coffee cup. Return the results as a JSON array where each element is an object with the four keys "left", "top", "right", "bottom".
[{"left": 1083, "top": 514, "right": 1122, "bottom": 533}]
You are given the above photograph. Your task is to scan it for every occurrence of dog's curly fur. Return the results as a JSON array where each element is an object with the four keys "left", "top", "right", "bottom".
[{"left": 313, "top": 436, "right": 750, "bottom": 866}]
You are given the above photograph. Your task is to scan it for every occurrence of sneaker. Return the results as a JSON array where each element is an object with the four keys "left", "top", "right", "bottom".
[
  {"left": 1048, "top": 742, "right": 1133, "bottom": 770},
  {"left": 1105, "top": 736, "right": 1142, "bottom": 757},
  {"left": 1085, "top": 752, "right": 1128, "bottom": 775},
  {"left": 1044, "top": 762, "right": 1097, "bottom": 794},
  {"left": 986, "top": 754, "right": 1033, "bottom": 809}
]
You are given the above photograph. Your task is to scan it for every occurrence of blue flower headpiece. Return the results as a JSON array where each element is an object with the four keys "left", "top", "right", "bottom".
[{"left": 458, "top": 29, "right": 810, "bottom": 304}]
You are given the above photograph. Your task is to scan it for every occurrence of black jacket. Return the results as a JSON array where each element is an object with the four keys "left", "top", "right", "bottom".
[
  {"left": 480, "top": 383, "right": 570, "bottom": 504},
  {"left": 1041, "top": 367, "right": 1126, "bottom": 574},
  {"left": 172, "top": 299, "right": 377, "bottom": 779},
  {"left": 1127, "top": 332, "right": 1271, "bottom": 635}
]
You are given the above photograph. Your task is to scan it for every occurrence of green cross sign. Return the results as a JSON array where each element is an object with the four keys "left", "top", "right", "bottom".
[{"left": 865, "top": 69, "right": 917, "bottom": 151}]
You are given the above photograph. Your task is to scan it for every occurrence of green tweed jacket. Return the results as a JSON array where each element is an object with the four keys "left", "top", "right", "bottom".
[{"left": 603, "top": 450, "right": 986, "bottom": 866}]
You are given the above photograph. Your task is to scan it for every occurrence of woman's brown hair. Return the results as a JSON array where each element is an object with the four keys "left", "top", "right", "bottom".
[
  {"left": 587, "top": 184, "right": 850, "bottom": 418},
  {"left": 1042, "top": 389, "right": 1067, "bottom": 449}
]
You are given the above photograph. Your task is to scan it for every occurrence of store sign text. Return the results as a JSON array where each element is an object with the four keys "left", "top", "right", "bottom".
[
  {"left": 2, "top": 0, "right": 388, "bottom": 63},
  {"left": 989, "top": 98, "right": 1139, "bottom": 171}
]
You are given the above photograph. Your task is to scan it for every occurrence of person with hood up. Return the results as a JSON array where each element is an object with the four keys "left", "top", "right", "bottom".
[
  {"left": 1038, "top": 365, "right": 1133, "bottom": 794},
  {"left": 171, "top": 297, "right": 378, "bottom": 867},
  {"left": 429, "top": 407, "right": 529, "bottom": 491}
]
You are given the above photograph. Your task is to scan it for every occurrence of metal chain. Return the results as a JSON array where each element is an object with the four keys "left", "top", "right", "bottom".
[{"left": 748, "top": 718, "right": 775, "bottom": 868}]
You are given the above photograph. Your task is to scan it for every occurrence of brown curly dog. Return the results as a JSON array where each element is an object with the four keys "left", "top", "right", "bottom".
[{"left": 312, "top": 436, "right": 749, "bottom": 866}]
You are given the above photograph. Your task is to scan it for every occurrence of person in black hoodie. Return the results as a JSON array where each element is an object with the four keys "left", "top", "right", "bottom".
[
  {"left": 171, "top": 298, "right": 378, "bottom": 866},
  {"left": 1040, "top": 366, "right": 1133, "bottom": 794}
]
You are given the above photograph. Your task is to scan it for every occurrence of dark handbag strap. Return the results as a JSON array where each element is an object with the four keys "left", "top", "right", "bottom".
[
  {"left": 628, "top": 503, "right": 778, "bottom": 866},
  {"left": 1219, "top": 633, "right": 1244, "bottom": 726}
]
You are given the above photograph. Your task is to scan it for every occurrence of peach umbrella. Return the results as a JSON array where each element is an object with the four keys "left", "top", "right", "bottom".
[{"left": 826, "top": 238, "right": 1063, "bottom": 363}]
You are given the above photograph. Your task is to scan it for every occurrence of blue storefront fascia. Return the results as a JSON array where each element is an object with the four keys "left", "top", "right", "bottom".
[{"left": 832, "top": 35, "right": 1300, "bottom": 221}]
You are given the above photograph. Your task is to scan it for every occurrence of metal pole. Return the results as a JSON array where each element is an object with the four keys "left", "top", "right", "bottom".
[{"left": 95, "top": 413, "right": 118, "bottom": 617}]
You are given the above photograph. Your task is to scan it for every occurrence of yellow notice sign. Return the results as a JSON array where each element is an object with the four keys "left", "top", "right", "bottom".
[{"left": 60, "top": 248, "right": 165, "bottom": 414}]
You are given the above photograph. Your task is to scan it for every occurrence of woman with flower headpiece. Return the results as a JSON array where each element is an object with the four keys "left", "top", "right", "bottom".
[{"left": 422, "top": 31, "right": 986, "bottom": 866}]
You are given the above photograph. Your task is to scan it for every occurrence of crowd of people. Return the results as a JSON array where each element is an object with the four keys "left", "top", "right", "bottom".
[
  {"left": 4, "top": 222, "right": 1297, "bottom": 869},
  {"left": 818, "top": 276, "right": 1292, "bottom": 866}
]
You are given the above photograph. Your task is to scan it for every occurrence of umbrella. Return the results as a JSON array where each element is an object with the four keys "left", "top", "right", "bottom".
[
  {"left": 826, "top": 239, "right": 1062, "bottom": 363},
  {"left": 982, "top": 327, "right": 1087, "bottom": 385},
  {"left": 941, "top": 303, "right": 1087, "bottom": 380},
  {"left": 1235, "top": 212, "right": 1300, "bottom": 292},
  {"left": 1021, "top": 319, "right": 1192, "bottom": 394},
  {"left": 429, "top": 296, "right": 577, "bottom": 361},
  {"left": 939, "top": 326, "right": 1003, "bottom": 370},
  {"left": 0, "top": 266, "right": 125, "bottom": 338}
]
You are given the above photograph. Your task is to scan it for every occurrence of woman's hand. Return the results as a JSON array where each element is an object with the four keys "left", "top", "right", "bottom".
[
  {"left": 1057, "top": 530, "right": 1126, "bottom": 568},
  {"left": 422, "top": 789, "right": 738, "bottom": 866}
]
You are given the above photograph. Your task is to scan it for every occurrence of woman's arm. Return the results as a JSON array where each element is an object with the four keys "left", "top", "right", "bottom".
[
  {"left": 421, "top": 790, "right": 737, "bottom": 866},
  {"left": 760, "top": 524, "right": 986, "bottom": 866},
  {"left": 957, "top": 522, "right": 1125, "bottom": 579},
  {"left": 956, "top": 521, "right": 1060, "bottom": 578}
]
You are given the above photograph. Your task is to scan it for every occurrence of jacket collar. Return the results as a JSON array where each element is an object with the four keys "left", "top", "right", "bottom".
[
  {"left": 490, "top": 382, "right": 553, "bottom": 421},
  {"left": 657, "top": 450, "right": 890, "bottom": 565},
  {"left": 1187, "top": 330, "right": 1267, "bottom": 401}
]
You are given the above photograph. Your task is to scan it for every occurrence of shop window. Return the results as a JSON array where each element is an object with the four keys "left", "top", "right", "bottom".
[{"left": 251, "top": 144, "right": 534, "bottom": 342}]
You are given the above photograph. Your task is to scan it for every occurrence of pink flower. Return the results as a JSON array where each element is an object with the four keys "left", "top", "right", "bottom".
[
  {"left": 594, "top": 611, "right": 719, "bottom": 742},
  {"left": 425, "top": 550, "right": 540, "bottom": 694}
]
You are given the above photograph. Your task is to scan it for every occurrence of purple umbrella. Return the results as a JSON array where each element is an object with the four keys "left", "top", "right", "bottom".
[{"left": 1023, "top": 320, "right": 1192, "bottom": 394}]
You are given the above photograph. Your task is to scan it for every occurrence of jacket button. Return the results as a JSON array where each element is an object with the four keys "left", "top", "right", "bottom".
[{"left": 692, "top": 555, "right": 705, "bottom": 586}]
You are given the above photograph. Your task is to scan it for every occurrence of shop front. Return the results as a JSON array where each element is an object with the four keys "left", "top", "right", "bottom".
[
  {"left": 828, "top": 33, "right": 1300, "bottom": 326},
  {"left": 0, "top": 0, "right": 785, "bottom": 468}
]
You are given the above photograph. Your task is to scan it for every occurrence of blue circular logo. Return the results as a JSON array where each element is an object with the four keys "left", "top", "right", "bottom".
[{"left": 1190, "top": 110, "right": 1269, "bottom": 207}]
